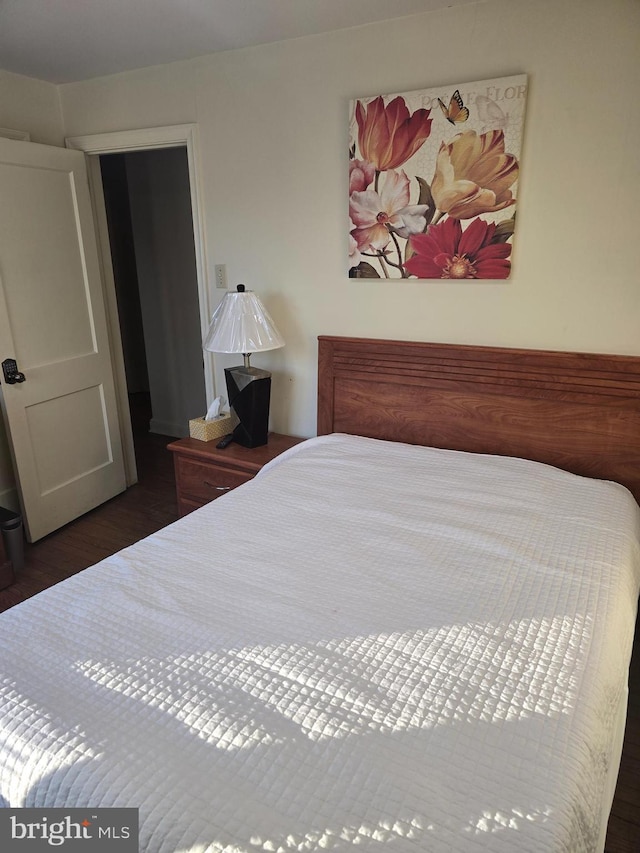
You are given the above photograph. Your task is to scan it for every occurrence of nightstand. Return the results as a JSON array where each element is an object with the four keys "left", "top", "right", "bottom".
[{"left": 168, "top": 433, "right": 304, "bottom": 517}]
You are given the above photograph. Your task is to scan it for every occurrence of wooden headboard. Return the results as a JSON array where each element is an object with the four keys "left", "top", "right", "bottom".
[{"left": 317, "top": 336, "right": 640, "bottom": 503}]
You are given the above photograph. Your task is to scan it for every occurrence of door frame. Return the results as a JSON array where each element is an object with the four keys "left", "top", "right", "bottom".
[{"left": 66, "top": 124, "right": 215, "bottom": 485}]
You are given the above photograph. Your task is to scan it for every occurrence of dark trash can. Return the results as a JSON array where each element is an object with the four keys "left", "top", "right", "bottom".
[{"left": 0, "top": 507, "right": 24, "bottom": 572}]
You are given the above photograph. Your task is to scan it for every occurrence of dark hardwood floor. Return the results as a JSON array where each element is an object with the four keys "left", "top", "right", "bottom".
[
  {"left": 0, "top": 401, "right": 637, "bottom": 850},
  {"left": 0, "top": 393, "right": 179, "bottom": 611}
]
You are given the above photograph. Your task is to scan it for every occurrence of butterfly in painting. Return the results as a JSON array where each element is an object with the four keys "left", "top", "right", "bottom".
[
  {"left": 475, "top": 95, "right": 509, "bottom": 131},
  {"left": 437, "top": 90, "right": 469, "bottom": 125}
]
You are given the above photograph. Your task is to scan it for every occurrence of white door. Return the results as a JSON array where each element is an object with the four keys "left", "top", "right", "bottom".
[{"left": 0, "top": 138, "right": 126, "bottom": 542}]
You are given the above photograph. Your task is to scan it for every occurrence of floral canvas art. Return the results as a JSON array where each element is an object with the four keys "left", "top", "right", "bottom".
[{"left": 349, "top": 74, "right": 527, "bottom": 280}]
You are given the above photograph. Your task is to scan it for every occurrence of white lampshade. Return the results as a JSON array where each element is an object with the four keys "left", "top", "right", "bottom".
[{"left": 203, "top": 286, "right": 285, "bottom": 354}]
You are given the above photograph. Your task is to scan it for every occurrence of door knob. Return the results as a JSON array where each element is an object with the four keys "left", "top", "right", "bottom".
[{"left": 1, "top": 359, "right": 26, "bottom": 384}]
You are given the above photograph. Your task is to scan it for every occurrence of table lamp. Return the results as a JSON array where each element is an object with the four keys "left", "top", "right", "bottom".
[{"left": 203, "top": 284, "right": 285, "bottom": 447}]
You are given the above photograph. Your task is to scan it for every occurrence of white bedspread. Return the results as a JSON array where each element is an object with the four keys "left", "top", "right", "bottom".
[{"left": 1, "top": 434, "right": 639, "bottom": 852}]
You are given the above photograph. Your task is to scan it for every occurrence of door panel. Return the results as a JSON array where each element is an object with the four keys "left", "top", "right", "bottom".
[
  {"left": 0, "top": 138, "right": 126, "bottom": 541},
  {"left": 26, "top": 385, "right": 113, "bottom": 493}
]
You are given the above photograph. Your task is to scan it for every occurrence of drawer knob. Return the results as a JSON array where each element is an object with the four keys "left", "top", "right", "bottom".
[{"left": 204, "top": 481, "right": 231, "bottom": 491}]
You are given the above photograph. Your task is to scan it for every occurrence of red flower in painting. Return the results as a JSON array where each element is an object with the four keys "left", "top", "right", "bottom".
[
  {"left": 404, "top": 217, "right": 511, "bottom": 279},
  {"left": 356, "top": 96, "right": 433, "bottom": 171}
]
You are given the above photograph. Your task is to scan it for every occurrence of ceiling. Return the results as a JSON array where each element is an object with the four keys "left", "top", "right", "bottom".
[{"left": 0, "top": 0, "right": 481, "bottom": 84}]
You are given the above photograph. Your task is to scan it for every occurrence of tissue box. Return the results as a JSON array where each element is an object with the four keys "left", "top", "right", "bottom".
[{"left": 188, "top": 412, "right": 238, "bottom": 442}]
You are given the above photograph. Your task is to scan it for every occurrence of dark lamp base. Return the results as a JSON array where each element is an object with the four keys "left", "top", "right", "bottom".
[{"left": 225, "top": 365, "right": 272, "bottom": 448}]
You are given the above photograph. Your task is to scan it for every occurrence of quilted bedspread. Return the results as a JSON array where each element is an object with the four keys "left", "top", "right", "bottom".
[{"left": 0, "top": 434, "right": 639, "bottom": 852}]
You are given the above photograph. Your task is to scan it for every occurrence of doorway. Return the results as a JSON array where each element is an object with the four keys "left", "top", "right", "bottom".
[
  {"left": 65, "top": 124, "right": 215, "bottom": 488},
  {"left": 99, "top": 147, "right": 207, "bottom": 454}
]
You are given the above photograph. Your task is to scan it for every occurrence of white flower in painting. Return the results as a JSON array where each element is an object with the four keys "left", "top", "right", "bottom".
[
  {"left": 350, "top": 169, "right": 428, "bottom": 253},
  {"left": 349, "top": 232, "right": 362, "bottom": 269}
]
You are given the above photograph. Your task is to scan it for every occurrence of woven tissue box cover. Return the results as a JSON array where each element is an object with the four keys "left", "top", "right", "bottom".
[{"left": 189, "top": 413, "right": 237, "bottom": 441}]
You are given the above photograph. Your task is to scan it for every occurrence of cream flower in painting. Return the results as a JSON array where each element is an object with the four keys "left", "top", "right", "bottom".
[
  {"left": 431, "top": 129, "right": 518, "bottom": 220},
  {"left": 349, "top": 232, "right": 362, "bottom": 268}
]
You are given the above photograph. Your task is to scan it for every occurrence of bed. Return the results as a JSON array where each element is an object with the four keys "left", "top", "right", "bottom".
[{"left": 0, "top": 336, "right": 639, "bottom": 852}]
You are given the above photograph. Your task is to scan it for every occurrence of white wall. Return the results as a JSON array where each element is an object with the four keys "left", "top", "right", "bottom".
[
  {"left": 22, "top": 0, "right": 640, "bottom": 445},
  {"left": 0, "top": 70, "right": 64, "bottom": 145}
]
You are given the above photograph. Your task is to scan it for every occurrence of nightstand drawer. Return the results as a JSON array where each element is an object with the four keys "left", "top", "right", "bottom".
[
  {"left": 168, "top": 434, "right": 303, "bottom": 518},
  {"left": 177, "top": 458, "right": 252, "bottom": 504}
]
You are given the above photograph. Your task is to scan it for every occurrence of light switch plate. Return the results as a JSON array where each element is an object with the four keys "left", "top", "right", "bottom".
[{"left": 215, "top": 264, "right": 227, "bottom": 289}]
